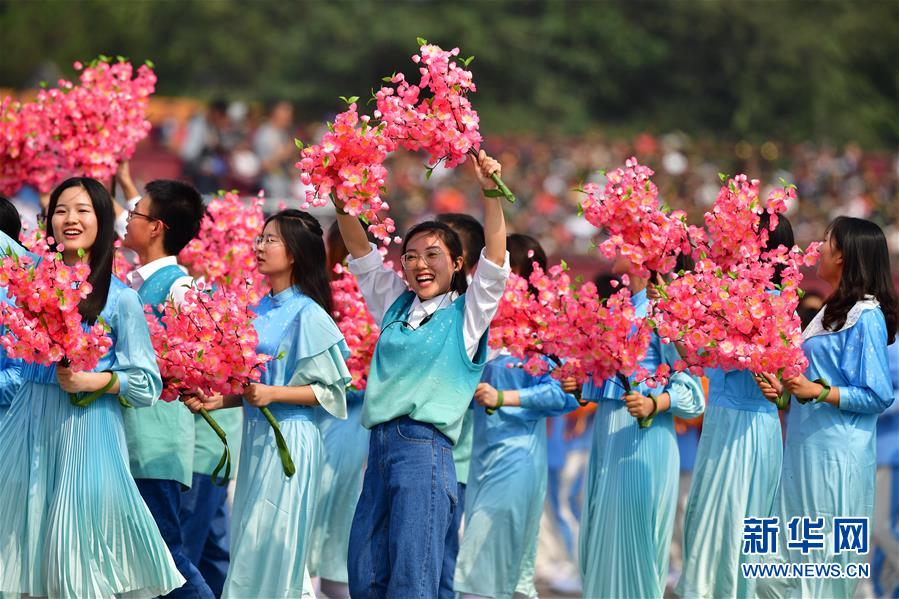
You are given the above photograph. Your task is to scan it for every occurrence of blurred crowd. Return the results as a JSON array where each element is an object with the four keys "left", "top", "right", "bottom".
[{"left": 154, "top": 100, "right": 899, "bottom": 261}]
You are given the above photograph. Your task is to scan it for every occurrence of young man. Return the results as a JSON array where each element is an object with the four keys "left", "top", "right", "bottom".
[{"left": 119, "top": 172, "right": 213, "bottom": 598}]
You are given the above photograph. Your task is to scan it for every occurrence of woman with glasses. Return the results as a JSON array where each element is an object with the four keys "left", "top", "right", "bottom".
[
  {"left": 335, "top": 151, "right": 510, "bottom": 598},
  {"left": 184, "top": 209, "right": 351, "bottom": 598},
  {"left": 0, "top": 177, "right": 183, "bottom": 597}
]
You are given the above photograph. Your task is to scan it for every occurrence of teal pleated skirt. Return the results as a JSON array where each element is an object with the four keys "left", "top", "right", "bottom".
[
  {"left": 579, "top": 400, "right": 680, "bottom": 598},
  {"left": 677, "top": 404, "right": 782, "bottom": 598},
  {"left": 223, "top": 414, "right": 323, "bottom": 598},
  {"left": 307, "top": 398, "right": 368, "bottom": 584},
  {"left": 0, "top": 382, "right": 184, "bottom": 598}
]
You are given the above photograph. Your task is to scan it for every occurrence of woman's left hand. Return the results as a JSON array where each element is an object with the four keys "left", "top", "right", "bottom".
[
  {"left": 624, "top": 390, "right": 656, "bottom": 419},
  {"left": 56, "top": 365, "right": 93, "bottom": 393},
  {"left": 471, "top": 150, "right": 502, "bottom": 190},
  {"left": 243, "top": 383, "right": 274, "bottom": 407},
  {"left": 474, "top": 382, "right": 501, "bottom": 408},
  {"left": 783, "top": 374, "right": 822, "bottom": 401}
]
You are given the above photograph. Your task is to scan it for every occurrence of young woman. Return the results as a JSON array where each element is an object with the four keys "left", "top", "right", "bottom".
[
  {"left": 578, "top": 254, "right": 705, "bottom": 599},
  {"left": 453, "top": 233, "right": 579, "bottom": 599},
  {"left": 0, "top": 177, "right": 183, "bottom": 597},
  {"left": 757, "top": 216, "right": 897, "bottom": 598},
  {"left": 339, "top": 151, "right": 510, "bottom": 597},
  {"left": 306, "top": 221, "right": 372, "bottom": 599},
  {"left": 185, "top": 209, "right": 351, "bottom": 598},
  {"left": 677, "top": 215, "right": 795, "bottom": 598}
]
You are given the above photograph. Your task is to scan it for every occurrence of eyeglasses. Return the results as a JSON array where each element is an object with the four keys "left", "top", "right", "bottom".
[
  {"left": 254, "top": 235, "right": 284, "bottom": 248},
  {"left": 127, "top": 209, "right": 171, "bottom": 230},
  {"left": 400, "top": 249, "right": 445, "bottom": 269}
]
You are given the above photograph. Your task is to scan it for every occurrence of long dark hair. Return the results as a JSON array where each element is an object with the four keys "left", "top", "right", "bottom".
[
  {"left": 759, "top": 212, "right": 795, "bottom": 286},
  {"left": 507, "top": 233, "right": 547, "bottom": 278},
  {"left": 265, "top": 209, "right": 333, "bottom": 315},
  {"left": 822, "top": 216, "right": 898, "bottom": 343},
  {"left": 401, "top": 221, "right": 467, "bottom": 295},
  {"left": 47, "top": 177, "right": 115, "bottom": 324}
]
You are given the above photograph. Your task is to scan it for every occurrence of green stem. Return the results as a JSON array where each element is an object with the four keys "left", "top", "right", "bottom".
[
  {"left": 199, "top": 407, "right": 231, "bottom": 486},
  {"left": 70, "top": 371, "right": 118, "bottom": 408},
  {"left": 260, "top": 406, "right": 296, "bottom": 477},
  {"left": 489, "top": 172, "right": 516, "bottom": 204}
]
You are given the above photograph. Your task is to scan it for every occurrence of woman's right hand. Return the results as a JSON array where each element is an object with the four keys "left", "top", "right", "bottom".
[
  {"left": 181, "top": 390, "right": 224, "bottom": 413},
  {"left": 754, "top": 373, "right": 784, "bottom": 402}
]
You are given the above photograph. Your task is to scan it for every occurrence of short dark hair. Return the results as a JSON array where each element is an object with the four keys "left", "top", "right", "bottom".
[
  {"left": 402, "top": 221, "right": 467, "bottom": 295},
  {"left": 435, "top": 213, "right": 484, "bottom": 272},
  {"left": 759, "top": 212, "right": 795, "bottom": 286},
  {"left": 145, "top": 180, "right": 206, "bottom": 255},
  {"left": 0, "top": 196, "right": 21, "bottom": 241}
]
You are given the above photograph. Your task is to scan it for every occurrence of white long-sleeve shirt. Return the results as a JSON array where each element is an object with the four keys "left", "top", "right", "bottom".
[{"left": 347, "top": 243, "right": 510, "bottom": 360}]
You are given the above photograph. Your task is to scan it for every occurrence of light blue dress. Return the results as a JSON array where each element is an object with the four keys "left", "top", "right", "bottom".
[
  {"left": 0, "top": 231, "right": 183, "bottom": 598},
  {"left": 758, "top": 303, "right": 893, "bottom": 598},
  {"left": 677, "top": 367, "right": 783, "bottom": 598},
  {"left": 308, "top": 388, "right": 369, "bottom": 584},
  {"left": 872, "top": 342, "right": 899, "bottom": 597},
  {"left": 578, "top": 288, "right": 705, "bottom": 598},
  {"left": 453, "top": 353, "right": 579, "bottom": 598},
  {"left": 0, "top": 287, "right": 24, "bottom": 425},
  {"left": 223, "top": 286, "right": 350, "bottom": 598}
]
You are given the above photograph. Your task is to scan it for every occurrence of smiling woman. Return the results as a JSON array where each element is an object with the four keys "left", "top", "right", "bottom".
[
  {"left": 0, "top": 177, "right": 184, "bottom": 597},
  {"left": 333, "top": 150, "right": 511, "bottom": 597}
]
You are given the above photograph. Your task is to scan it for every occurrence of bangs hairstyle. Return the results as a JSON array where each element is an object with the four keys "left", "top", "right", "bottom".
[
  {"left": 822, "top": 216, "right": 898, "bottom": 343},
  {"left": 265, "top": 209, "right": 333, "bottom": 315},
  {"left": 401, "top": 221, "right": 467, "bottom": 295},
  {"left": 47, "top": 177, "right": 115, "bottom": 324}
]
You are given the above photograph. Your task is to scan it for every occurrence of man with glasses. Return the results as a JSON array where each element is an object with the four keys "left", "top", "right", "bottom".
[{"left": 120, "top": 177, "right": 220, "bottom": 599}]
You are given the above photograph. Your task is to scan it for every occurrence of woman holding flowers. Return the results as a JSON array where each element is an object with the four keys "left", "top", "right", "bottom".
[
  {"left": 184, "top": 209, "right": 351, "bottom": 598},
  {"left": 756, "top": 216, "right": 898, "bottom": 598},
  {"left": 453, "top": 234, "right": 579, "bottom": 599},
  {"left": 578, "top": 253, "right": 705, "bottom": 599},
  {"left": 0, "top": 177, "right": 183, "bottom": 598},
  {"left": 677, "top": 214, "right": 796, "bottom": 598},
  {"left": 338, "top": 151, "right": 509, "bottom": 598}
]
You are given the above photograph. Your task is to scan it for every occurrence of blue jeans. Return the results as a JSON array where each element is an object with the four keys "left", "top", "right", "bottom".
[
  {"left": 135, "top": 478, "right": 214, "bottom": 599},
  {"left": 440, "top": 482, "right": 465, "bottom": 599},
  {"left": 179, "top": 473, "right": 231, "bottom": 598},
  {"left": 348, "top": 417, "right": 458, "bottom": 598}
]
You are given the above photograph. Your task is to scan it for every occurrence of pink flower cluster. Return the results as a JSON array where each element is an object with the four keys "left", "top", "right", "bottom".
[
  {"left": 0, "top": 57, "right": 156, "bottom": 195},
  {"left": 375, "top": 41, "right": 481, "bottom": 169},
  {"left": 581, "top": 157, "right": 698, "bottom": 278},
  {"left": 178, "top": 190, "right": 268, "bottom": 304},
  {"left": 0, "top": 233, "right": 112, "bottom": 370},
  {"left": 145, "top": 281, "right": 271, "bottom": 402},
  {"left": 654, "top": 245, "right": 818, "bottom": 379},
  {"left": 296, "top": 104, "right": 398, "bottom": 245},
  {"left": 650, "top": 178, "right": 820, "bottom": 379},
  {"left": 490, "top": 262, "right": 651, "bottom": 387},
  {"left": 330, "top": 263, "right": 379, "bottom": 390},
  {"left": 703, "top": 174, "right": 792, "bottom": 267}
]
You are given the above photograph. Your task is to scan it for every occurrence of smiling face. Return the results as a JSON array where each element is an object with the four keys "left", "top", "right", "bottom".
[
  {"left": 51, "top": 185, "right": 98, "bottom": 259},
  {"left": 254, "top": 220, "right": 292, "bottom": 278},
  {"left": 401, "top": 232, "right": 463, "bottom": 301}
]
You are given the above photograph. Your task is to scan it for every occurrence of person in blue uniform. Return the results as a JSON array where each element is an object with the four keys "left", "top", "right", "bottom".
[
  {"left": 757, "top": 216, "right": 898, "bottom": 598},
  {"left": 0, "top": 177, "right": 183, "bottom": 597}
]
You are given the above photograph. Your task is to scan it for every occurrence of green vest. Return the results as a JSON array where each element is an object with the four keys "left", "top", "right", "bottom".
[{"left": 122, "top": 264, "right": 195, "bottom": 487}]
